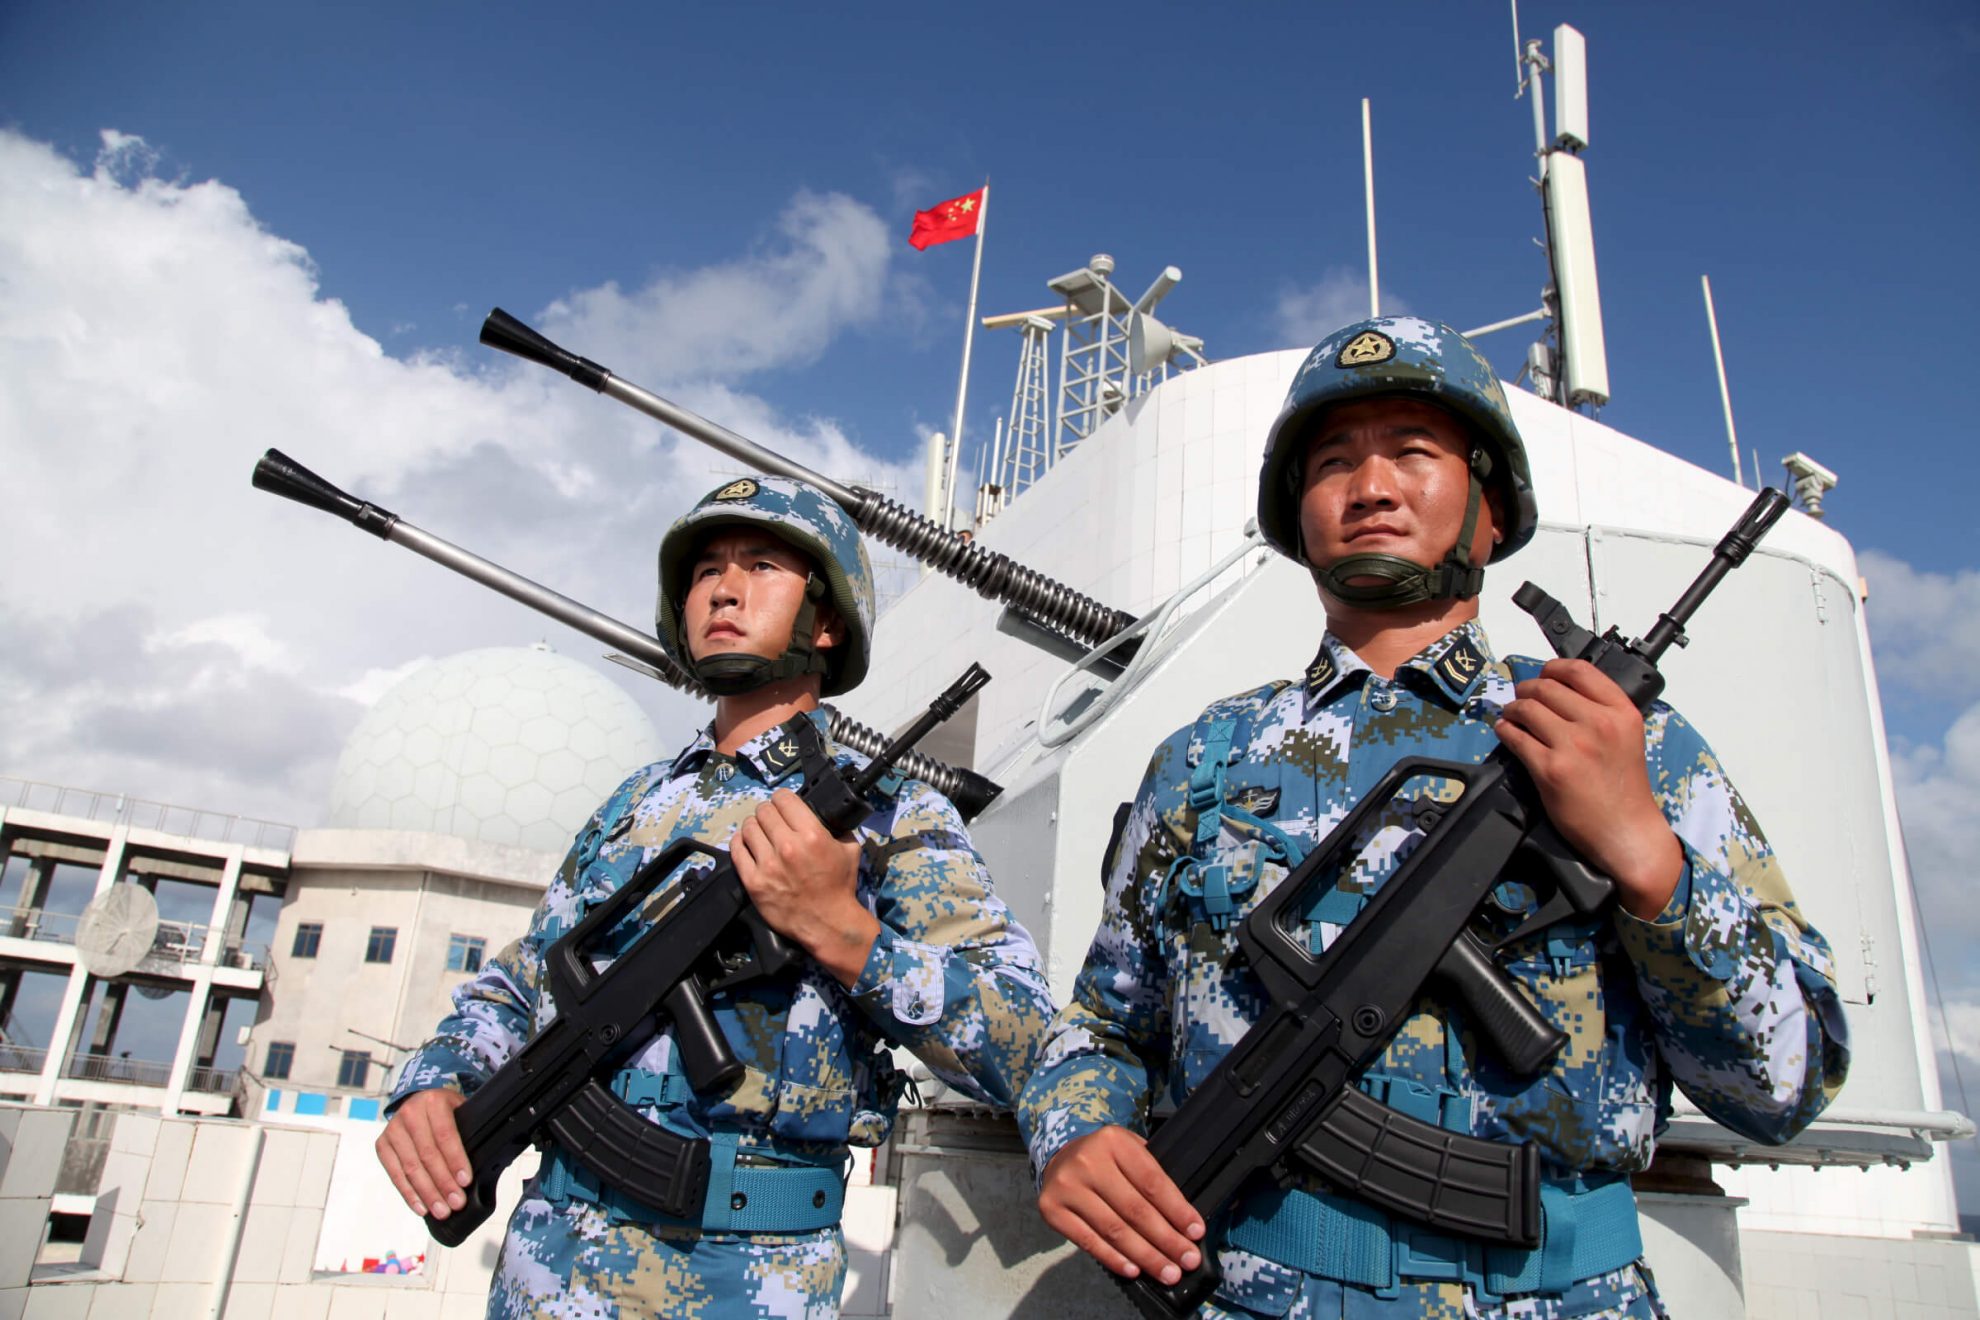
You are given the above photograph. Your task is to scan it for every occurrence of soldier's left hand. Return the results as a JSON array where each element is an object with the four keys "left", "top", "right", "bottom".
[
  {"left": 1495, "top": 658, "right": 1684, "bottom": 920},
  {"left": 733, "top": 788, "right": 879, "bottom": 986}
]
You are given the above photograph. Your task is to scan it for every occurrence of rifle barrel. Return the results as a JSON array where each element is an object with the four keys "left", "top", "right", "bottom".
[
  {"left": 480, "top": 309, "right": 1137, "bottom": 652},
  {"left": 251, "top": 449, "right": 1003, "bottom": 816},
  {"left": 1638, "top": 487, "right": 1791, "bottom": 662}
]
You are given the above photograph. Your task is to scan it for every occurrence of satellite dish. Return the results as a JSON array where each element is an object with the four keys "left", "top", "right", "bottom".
[{"left": 75, "top": 884, "right": 160, "bottom": 978}]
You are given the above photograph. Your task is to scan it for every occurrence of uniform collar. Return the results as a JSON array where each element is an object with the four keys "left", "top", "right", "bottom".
[
  {"left": 1407, "top": 619, "right": 1498, "bottom": 708},
  {"left": 668, "top": 708, "right": 831, "bottom": 787},
  {"left": 1304, "top": 619, "right": 1499, "bottom": 713}
]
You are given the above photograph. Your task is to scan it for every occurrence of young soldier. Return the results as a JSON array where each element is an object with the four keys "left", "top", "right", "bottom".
[
  {"left": 379, "top": 476, "right": 1054, "bottom": 1317},
  {"left": 1018, "top": 317, "right": 1849, "bottom": 1317}
]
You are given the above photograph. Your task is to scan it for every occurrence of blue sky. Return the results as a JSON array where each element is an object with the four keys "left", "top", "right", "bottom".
[{"left": 2, "top": 0, "right": 1976, "bottom": 1214}]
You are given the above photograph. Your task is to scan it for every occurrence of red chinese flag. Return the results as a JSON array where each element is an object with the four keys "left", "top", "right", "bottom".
[{"left": 909, "top": 188, "right": 985, "bottom": 250}]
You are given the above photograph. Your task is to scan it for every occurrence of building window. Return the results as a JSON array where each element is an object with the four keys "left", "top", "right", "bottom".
[
  {"left": 364, "top": 927, "right": 397, "bottom": 964},
  {"left": 291, "top": 923, "right": 322, "bottom": 958},
  {"left": 264, "top": 1041, "right": 295, "bottom": 1080},
  {"left": 446, "top": 934, "right": 486, "bottom": 974},
  {"left": 336, "top": 1050, "right": 371, "bottom": 1090}
]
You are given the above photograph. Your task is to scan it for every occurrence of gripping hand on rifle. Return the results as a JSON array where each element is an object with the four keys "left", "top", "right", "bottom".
[{"left": 1494, "top": 657, "right": 1686, "bottom": 920}]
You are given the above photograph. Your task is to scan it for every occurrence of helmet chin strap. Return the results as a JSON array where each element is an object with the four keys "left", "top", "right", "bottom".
[
  {"left": 692, "top": 574, "right": 833, "bottom": 695},
  {"left": 1306, "top": 449, "right": 1493, "bottom": 610}
]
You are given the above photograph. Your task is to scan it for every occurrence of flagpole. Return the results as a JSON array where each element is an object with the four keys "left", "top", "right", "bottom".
[{"left": 944, "top": 183, "right": 989, "bottom": 530}]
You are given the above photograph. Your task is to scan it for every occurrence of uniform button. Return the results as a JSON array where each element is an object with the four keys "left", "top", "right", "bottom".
[
  {"left": 715, "top": 764, "right": 736, "bottom": 783},
  {"left": 1369, "top": 689, "right": 1399, "bottom": 713}
]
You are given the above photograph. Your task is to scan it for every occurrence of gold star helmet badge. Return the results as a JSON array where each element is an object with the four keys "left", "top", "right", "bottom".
[
  {"left": 1336, "top": 330, "right": 1396, "bottom": 368},
  {"left": 713, "top": 478, "right": 760, "bottom": 502}
]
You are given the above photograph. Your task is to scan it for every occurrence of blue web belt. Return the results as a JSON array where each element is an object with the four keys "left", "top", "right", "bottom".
[
  {"left": 535, "top": 1072, "right": 847, "bottom": 1234},
  {"left": 1226, "top": 1169, "right": 1640, "bottom": 1299},
  {"left": 1225, "top": 1072, "right": 1640, "bottom": 1298},
  {"left": 538, "top": 1137, "right": 847, "bottom": 1234}
]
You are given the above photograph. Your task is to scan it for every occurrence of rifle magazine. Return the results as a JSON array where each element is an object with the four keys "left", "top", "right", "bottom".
[
  {"left": 544, "top": 1079, "right": 713, "bottom": 1221},
  {"left": 1291, "top": 1088, "right": 1541, "bottom": 1248}
]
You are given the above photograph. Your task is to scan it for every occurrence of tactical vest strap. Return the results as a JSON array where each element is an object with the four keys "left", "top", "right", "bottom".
[{"left": 1161, "top": 686, "right": 1300, "bottom": 931}]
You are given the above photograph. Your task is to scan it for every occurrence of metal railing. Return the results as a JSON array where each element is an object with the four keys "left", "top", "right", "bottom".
[
  {"left": 0, "top": 776, "right": 297, "bottom": 851},
  {"left": 186, "top": 1064, "right": 240, "bottom": 1095},
  {"left": 0, "top": 904, "right": 80, "bottom": 945},
  {"left": 0, "top": 906, "right": 268, "bottom": 976},
  {"left": 63, "top": 1053, "right": 173, "bottom": 1087},
  {"left": 0, "top": 1043, "right": 48, "bottom": 1074}
]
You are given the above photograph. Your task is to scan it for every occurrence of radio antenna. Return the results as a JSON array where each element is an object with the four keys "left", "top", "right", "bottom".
[
  {"left": 1363, "top": 98, "right": 1380, "bottom": 318},
  {"left": 1701, "top": 274, "right": 1745, "bottom": 488}
]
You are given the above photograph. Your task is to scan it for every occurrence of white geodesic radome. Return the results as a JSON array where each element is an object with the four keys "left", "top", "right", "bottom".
[{"left": 327, "top": 644, "right": 664, "bottom": 853}]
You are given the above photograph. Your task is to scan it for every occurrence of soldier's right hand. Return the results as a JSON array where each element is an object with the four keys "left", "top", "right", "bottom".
[
  {"left": 1036, "top": 1125, "right": 1204, "bottom": 1285},
  {"left": 376, "top": 1089, "right": 470, "bottom": 1220}
]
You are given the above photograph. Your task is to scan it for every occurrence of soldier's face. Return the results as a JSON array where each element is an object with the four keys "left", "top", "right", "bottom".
[
  {"left": 1295, "top": 398, "right": 1501, "bottom": 578},
  {"left": 683, "top": 531, "right": 839, "bottom": 664}
]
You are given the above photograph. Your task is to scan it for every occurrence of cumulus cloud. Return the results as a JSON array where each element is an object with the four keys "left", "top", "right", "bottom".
[
  {"left": 1272, "top": 266, "right": 1409, "bottom": 347},
  {"left": 539, "top": 190, "right": 892, "bottom": 383},
  {"left": 1892, "top": 698, "right": 1980, "bottom": 965},
  {"left": 0, "top": 128, "right": 920, "bottom": 827},
  {"left": 1859, "top": 550, "right": 1980, "bottom": 702}
]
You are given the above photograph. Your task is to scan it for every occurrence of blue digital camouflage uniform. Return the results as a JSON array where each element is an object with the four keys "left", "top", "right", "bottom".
[
  {"left": 394, "top": 707, "right": 1055, "bottom": 1319},
  {"left": 1017, "top": 620, "right": 1850, "bottom": 1319}
]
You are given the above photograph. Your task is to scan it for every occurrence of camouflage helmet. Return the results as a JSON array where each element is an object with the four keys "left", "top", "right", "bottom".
[
  {"left": 1257, "top": 316, "right": 1539, "bottom": 568},
  {"left": 656, "top": 475, "right": 876, "bottom": 697}
]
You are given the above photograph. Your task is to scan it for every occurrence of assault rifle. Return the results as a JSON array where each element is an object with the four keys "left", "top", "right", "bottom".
[
  {"left": 424, "top": 663, "right": 991, "bottom": 1246},
  {"left": 1123, "top": 489, "right": 1791, "bottom": 1318}
]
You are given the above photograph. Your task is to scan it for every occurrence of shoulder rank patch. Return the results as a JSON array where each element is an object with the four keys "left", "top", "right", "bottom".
[
  {"left": 1305, "top": 648, "right": 1338, "bottom": 693},
  {"left": 1337, "top": 330, "right": 1395, "bottom": 368},
  {"left": 1433, "top": 634, "right": 1488, "bottom": 694},
  {"left": 713, "top": 478, "right": 760, "bottom": 501},
  {"left": 759, "top": 733, "right": 803, "bottom": 778}
]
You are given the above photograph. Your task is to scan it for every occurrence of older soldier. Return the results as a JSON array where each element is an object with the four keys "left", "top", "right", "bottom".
[
  {"left": 380, "top": 476, "right": 1054, "bottom": 1318},
  {"left": 1018, "top": 317, "right": 1849, "bottom": 1317}
]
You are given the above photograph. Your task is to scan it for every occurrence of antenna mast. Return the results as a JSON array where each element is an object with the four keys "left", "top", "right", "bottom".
[
  {"left": 1504, "top": 18, "right": 1610, "bottom": 412},
  {"left": 1363, "top": 98, "right": 1380, "bottom": 317},
  {"left": 1701, "top": 274, "right": 1746, "bottom": 487}
]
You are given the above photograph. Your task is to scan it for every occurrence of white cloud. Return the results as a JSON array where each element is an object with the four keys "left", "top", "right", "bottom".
[
  {"left": 538, "top": 190, "right": 893, "bottom": 383},
  {"left": 1272, "top": 266, "right": 1410, "bottom": 348},
  {"left": 1859, "top": 550, "right": 1980, "bottom": 701},
  {"left": 1892, "top": 697, "right": 1980, "bottom": 963},
  {"left": 0, "top": 128, "right": 921, "bottom": 827}
]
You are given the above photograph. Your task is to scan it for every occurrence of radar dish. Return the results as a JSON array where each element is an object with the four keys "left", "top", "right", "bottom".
[{"left": 75, "top": 884, "right": 160, "bottom": 978}]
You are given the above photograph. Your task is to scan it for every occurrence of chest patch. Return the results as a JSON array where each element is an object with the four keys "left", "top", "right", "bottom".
[{"left": 1229, "top": 785, "right": 1280, "bottom": 817}]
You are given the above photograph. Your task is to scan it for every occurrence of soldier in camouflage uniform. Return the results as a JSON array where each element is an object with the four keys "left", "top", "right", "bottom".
[
  {"left": 1017, "top": 317, "right": 1850, "bottom": 1318},
  {"left": 379, "top": 475, "right": 1055, "bottom": 1318}
]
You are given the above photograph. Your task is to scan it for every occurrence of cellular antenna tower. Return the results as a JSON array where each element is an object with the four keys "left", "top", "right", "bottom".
[{"left": 1468, "top": 12, "right": 1609, "bottom": 413}]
